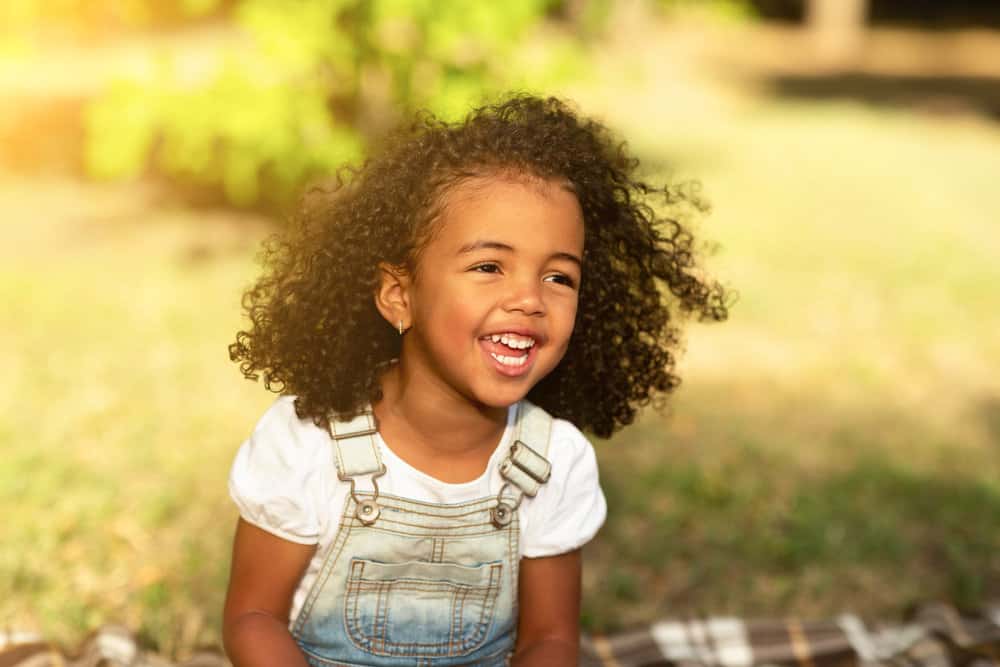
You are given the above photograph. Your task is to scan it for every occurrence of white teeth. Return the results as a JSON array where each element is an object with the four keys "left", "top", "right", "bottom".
[
  {"left": 490, "top": 352, "right": 527, "bottom": 367},
  {"left": 484, "top": 333, "right": 536, "bottom": 349}
]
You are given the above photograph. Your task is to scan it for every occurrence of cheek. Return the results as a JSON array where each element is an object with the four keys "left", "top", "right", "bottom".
[
  {"left": 433, "top": 303, "right": 481, "bottom": 347},
  {"left": 559, "top": 296, "right": 580, "bottom": 334},
  {"left": 545, "top": 299, "right": 579, "bottom": 358}
]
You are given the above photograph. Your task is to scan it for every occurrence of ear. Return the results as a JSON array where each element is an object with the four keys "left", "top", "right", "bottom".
[{"left": 374, "top": 262, "right": 412, "bottom": 332}]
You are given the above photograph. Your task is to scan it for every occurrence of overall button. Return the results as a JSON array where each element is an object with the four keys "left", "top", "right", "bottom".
[
  {"left": 491, "top": 501, "right": 514, "bottom": 527},
  {"left": 355, "top": 500, "right": 380, "bottom": 524}
]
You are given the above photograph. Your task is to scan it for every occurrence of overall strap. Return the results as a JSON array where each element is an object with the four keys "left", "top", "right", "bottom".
[
  {"left": 491, "top": 401, "right": 554, "bottom": 528},
  {"left": 327, "top": 408, "right": 385, "bottom": 525}
]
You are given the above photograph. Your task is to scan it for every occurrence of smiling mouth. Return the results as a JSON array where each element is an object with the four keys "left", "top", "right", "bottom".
[{"left": 478, "top": 335, "right": 538, "bottom": 376}]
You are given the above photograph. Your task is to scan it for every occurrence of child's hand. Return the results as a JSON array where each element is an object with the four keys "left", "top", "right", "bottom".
[
  {"left": 223, "top": 519, "right": 317, "bottom": 667},
  {"left": 513, "top": 549, "right": 582, "bottom": 666}
]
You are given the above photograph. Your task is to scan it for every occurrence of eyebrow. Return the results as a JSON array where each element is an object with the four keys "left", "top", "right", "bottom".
[{"left": 457, "top": 240, "right": 582, "bottom": 267}]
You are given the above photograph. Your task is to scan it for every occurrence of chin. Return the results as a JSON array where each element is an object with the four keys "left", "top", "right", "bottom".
[
  {"left": 470, "top": 385, "right": 533, "bottom": 410},
  {"left": 476, "top": 395, "right": 525, "bottom": 410}
]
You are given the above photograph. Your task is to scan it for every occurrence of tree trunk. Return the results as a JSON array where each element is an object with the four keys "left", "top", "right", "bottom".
[{"left": 806, "top": 0, "right": 869, "bottom": 70}]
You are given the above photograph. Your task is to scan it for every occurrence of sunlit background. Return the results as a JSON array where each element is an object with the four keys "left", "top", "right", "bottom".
[{"left": 3, "top": 0, "right": 1000, "bottom": 658}]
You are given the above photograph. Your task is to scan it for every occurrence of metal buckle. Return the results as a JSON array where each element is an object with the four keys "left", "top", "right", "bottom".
[
  {"left": 339, "top": 465, "right": 386, "bottom": 526},
  {"left": 491, "top": 482, "right": 522, "bottom": 528}
]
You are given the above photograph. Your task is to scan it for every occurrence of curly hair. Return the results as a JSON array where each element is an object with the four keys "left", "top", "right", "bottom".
[{"left": 229, "top": 94, "right": 730, "bottom": 438}]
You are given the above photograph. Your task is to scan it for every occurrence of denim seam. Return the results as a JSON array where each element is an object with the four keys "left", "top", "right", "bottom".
[
  {"left": 377, "top": 585, "right": 389, "bottom": 655},
  {"left": 293, "top": 498, "right": 355, "bottom": 634},
  {"left": 361, "top": 492, "right": 497, "bottom": 512},
  {"left": 453, "top": 586, "right": 465, "bottom": 655},
  {"left": 377, "top": 505, "right": 495, "bottom": 519},
  {"left": 343, "top": 572, "right": 499, "bottom": 656},
  {"left": 352, "top": 582, "right": 493, "bottom": 592},
  {"left": 470, "top": 564, "right": 501, "bottom": 651},
  {"left": 448, "top": 585, "right": 458, "bottom": 654},
  {"left": 349, "top": 526, "right": 507, "bottom": 538},
  {"left": 507, "top": 514, "right": 519, "bottom": 646},
  {"left": 296, "top": 492, "right": 520, "bottom": 662}
]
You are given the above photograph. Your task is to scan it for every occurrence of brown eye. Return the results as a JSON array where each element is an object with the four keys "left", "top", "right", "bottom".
[
  {"left": 471, "top": 263, "right": 501, "bottom": 273},
  {"left": 544, "top": 273, "right": 576, "bottom": 288}
]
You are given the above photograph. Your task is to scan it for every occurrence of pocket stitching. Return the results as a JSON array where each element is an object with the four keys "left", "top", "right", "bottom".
[
  {"left": 465, "top": 564, "right": 501, "bottom": 651},
  {"left": 344, "top": 559, "right": 501, "bottom": 657}
]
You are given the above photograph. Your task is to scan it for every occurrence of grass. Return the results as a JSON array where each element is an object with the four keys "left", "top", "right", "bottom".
[
  {"left": 4, "top": 27, "right": 1000, "bottom": 660},
  {"left": 0, "top": 190, "right": 274, "bottom": 654},
  {"left": 575, "top": 90, "right": 1000, "bottom": 628}
]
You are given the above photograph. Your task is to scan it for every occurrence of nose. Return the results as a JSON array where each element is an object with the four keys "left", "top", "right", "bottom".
[{"left": 501, "top": 276, "right": 545, "bottom": 316}]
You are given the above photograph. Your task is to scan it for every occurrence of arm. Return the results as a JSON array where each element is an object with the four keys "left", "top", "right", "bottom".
[
  {"left": 512, "top": 549, "right": 582, "bottom": 666},
  {"left": 222, "top": 518, "right": 317, "bottom": 667}
]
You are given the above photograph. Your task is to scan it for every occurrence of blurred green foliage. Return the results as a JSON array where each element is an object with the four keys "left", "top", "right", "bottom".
[{"left": 84, "top": 0, "right": 584, "bottom": 206}]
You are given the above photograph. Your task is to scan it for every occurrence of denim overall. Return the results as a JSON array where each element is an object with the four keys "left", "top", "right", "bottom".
[{"left": 291, "top": 401, "right": 555, "bottom": 667}]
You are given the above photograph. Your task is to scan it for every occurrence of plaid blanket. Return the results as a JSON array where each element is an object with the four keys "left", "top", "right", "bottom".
[{"left": 3, "top": 602, "right": 1000, "bottom": 666}]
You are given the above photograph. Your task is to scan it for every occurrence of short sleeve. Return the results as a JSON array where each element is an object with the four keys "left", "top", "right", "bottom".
[
  {"left": 228, "top": 395, "right": 329, "bottom": 544},
  {"left": 520, "top": 419, "right": 607, "bottom": 558}
]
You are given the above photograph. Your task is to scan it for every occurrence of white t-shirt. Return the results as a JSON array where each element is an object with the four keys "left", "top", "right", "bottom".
[{"left": 229, "top": 395, "right": 607, "bottom": 624}]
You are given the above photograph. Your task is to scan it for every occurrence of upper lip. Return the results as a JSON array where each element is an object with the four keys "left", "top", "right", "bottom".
[{"left": 480, "top": 326, "right": 544, "bottom": 344}]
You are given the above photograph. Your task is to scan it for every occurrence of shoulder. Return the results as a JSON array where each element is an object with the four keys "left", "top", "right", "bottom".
[
  {"left": 246, "top": 395, "right": 330, "bottom": 458},
  {"left": 233, "top": 395, "right": 334, "bottom": 492},
  {"left": 253, "top": 394, "right": 315, "bottom": 434},
  {"left": 517, "top": 404, "right": 606, "bottom": 557},
  {"left": 517, "top": 400, "right": 603, "bottom": 506},
  {"left": 228, "top": 395, "right": 333, "bottom": 544},
  {"left": 519, "top": 401, "right": 595, "bottom": 469},
  {"left": 543, "top": 414, "right": 601, "bottom": 497},
  {"left": 547, "top": 415, "right": 595, "bottom": 463}
]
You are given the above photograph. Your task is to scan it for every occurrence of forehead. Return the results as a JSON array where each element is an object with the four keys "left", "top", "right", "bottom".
[{"left": 425, "top": 175, "right": 584, "bottom": 254}]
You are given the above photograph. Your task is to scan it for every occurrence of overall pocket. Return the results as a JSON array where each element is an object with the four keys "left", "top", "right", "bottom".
[{"left": 344, "top": 557, "right": 503, "bottom": 658}]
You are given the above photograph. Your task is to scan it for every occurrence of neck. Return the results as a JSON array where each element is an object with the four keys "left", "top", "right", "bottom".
[{"left": 373, "top": 362, "right": 508, "bottom": 457}]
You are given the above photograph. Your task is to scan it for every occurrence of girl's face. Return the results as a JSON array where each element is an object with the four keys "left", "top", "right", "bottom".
[{"left": 396, "top": 175, "right": 584, "bottom": 410}]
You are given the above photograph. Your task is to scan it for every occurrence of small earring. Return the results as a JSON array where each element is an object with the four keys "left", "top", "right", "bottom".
[{"left": 398, "top": 319, "right": 404, "bottom": 335}]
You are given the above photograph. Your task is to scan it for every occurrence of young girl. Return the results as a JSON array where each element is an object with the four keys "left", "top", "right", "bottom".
[{"left": 223, "top": 94, "right": 728, "bottom": 667}]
